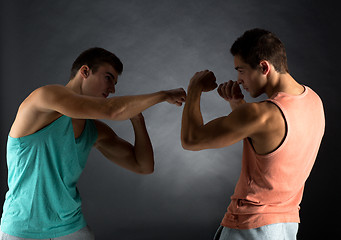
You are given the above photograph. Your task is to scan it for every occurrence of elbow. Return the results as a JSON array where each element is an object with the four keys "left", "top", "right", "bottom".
[
  {"left": 140, "top": 169, "right": 154, "bottom": 175},
  {"left": 135, "top": 157, "right": 155, "bottom": 175},
  {"left": 137, "top": 165, "right": 154, "bottom": 175},
  {"left": 181, "top": 137, "right": 192, "bottom": 150},
  {"left": 108, "top": 105, "right": 127, "bottom": 121},
  {"left": 181, "top": 136, "right": 203, "bottom": 151},
  {"left": 103, "top": 98, "right": 129, "bottom": 121}
]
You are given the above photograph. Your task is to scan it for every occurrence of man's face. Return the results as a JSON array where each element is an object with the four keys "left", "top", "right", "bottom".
[
  {"left": 234, "top": 55, "right": 266, "bottom": 98},
  {"left": 82, "top": 63, "right": 119, "bottom": 98}
]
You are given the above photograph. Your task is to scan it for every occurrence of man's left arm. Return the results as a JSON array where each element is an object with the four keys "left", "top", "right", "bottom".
[
  {"left": 181, "top": 70, "right": 263, "bottom": 151},
  {"left": 94, "top": 114, "right": 154, "bottom": 174}
]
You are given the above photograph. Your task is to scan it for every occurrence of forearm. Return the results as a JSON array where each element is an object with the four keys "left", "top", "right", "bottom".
[
  {"left": 181, "top": 85, "right": 204, "bottom": 148},
  {"left": 107, "top": 91, "right": 168, "bottom": 121},
  {"left": 130, "top": 115, "right": 154, "bottom": 174}
]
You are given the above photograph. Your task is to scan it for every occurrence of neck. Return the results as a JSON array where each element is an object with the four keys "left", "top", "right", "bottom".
[
  {"left": 65, "top": 77, "right": 83, "bottom": 95},
  {"left": 265, "top": 72, "right": 304, "bottom": 98}
]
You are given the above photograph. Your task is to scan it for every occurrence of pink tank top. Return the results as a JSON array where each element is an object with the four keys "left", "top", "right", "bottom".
[{"left": 221, "top": 86, "right": 325, "bottom": 229}]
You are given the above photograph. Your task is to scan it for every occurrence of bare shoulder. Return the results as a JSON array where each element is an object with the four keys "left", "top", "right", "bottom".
[
  {"left": 232, "top": 102, "right": 269, "bottom": 123},
  {"left": 235, "top": 101, "right": 282, "bottom": 120},
  {"left": 9, "top": 85, "right": 66, "bottom": 138},
  {"left": 257, "top": 101, "right": 285, "bottom": 124},
  {"left": 17, "top": 84, "right": 69, "bottom": 118},
  {"left": 20, "top": 85, "right": 70, "bottom": 109},
  {"left": 247, "top": 101, "right": 286, "bottom": 154},
  {"left": 29, "top": 84, "right": 68, "bottom": 96},
  {"left": 229, "top": 101, "right": 285, "bottom": 140},
  {"left": 30, "top": 85, "right": 73, "bottom": 107}
]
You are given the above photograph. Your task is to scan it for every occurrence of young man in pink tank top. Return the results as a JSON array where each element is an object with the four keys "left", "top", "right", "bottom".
[{"left": 181, "top": 29, "right": 325, "bottom": 240}]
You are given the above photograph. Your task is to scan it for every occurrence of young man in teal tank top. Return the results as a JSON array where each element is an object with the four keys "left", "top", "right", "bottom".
[
  {"left": 0, "top": 48, "right": 186, "bottom": 239},
  {"left": 181, "top": 29, "right": 324, "bottom": 239}
]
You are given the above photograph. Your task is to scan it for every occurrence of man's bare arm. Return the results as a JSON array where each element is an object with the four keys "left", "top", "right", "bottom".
[
  {"left": 10, "top": 85, "right": 186, "bottom": 138},
  {"left": 36, "top": 85, "right": 186, "bottom": 120},
  {"left": 94, "top": 116, "right": 154, "bottom": 174},
  {"left": 181, "top": 71, "right": 265, "bottom": 151}
]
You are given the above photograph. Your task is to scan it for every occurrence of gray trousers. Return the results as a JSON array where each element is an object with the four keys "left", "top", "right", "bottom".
[
  {"left": 214, "top": 223, "right": 299, "bottom": 240},
  {"left": 0, "top": 226, "right": 95, "bottom": 240}
]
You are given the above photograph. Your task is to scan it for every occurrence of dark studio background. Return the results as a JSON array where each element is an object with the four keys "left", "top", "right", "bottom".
[{"left": 0, "top": 0, "right": 339, "bottom": 239}]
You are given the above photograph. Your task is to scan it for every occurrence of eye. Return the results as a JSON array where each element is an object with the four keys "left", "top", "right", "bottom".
[{"left": 105, "top": 76, "right": 115, "bottom": 84}]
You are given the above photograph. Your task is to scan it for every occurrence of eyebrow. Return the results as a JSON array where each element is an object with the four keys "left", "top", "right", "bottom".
[
  {"left": 235, "top": 66, "right": 244, "bottom": 71},
  {"left": 106, "top": 72, "right": 115, "bottom": 79},
  {"left": 106, "top": 72, "right": 117, "bottom": 83}
]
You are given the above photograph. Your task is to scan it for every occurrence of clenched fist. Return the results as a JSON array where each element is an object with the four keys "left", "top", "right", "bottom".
[
  {"left": 189, "top": 70, "right": 218, "bottom": 92},
  {"left": 164, "top": 88, "right": 187, "bottom": 106},
  {"left": 217, "top": 80, "right": 245, "bottom": 110}
]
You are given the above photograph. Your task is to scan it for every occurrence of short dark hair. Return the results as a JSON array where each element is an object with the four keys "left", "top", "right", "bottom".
[
  {"left": 70, "top": 47, "right": 123, "bottom": 79},
  {"left": 230, "top": 28, "right": 289, "bottom": 73}
]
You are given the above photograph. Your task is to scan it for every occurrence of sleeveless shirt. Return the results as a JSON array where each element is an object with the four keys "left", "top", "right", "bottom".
[
  {"left": 1, "top": 115, "right": 98, "bottom": 238},
  {"left": 221, "top": 86, "right": 325, "bottom": 229}
]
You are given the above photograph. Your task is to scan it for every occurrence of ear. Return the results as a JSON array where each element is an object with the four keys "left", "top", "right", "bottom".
[
  {"left": 79, "top": 65, "right": 90, "bottom": 79},
  {"left": 259, "top": 60, "right": 271, "bottom": 75}
]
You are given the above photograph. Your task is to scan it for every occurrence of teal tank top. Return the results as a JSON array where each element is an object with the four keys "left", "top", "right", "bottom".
[{"left": 1, "top": 115, "right": 98, "bottom": 238}]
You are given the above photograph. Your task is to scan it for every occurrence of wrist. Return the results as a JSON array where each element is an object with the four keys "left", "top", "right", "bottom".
[
  {"left": 187, "top": 81, "right": 203, "bottom": 93},
  {"left": 229, "top": 99, "right": 246, "bottom": 110},
  {"left": 186, "top": 85, "right": 202, "bottom": 105},
  {"left": 159, "top": 90, "right": 169, "bottom": 102}
]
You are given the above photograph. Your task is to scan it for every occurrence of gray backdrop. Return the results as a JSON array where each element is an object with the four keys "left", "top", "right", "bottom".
[{"left": 0, "top": 0, "right": 339, "bottom": 239}]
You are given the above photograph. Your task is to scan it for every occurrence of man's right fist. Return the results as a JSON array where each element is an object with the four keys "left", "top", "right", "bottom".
[
  {"left": 217, "top": 80, "right": 244, "bottom": 102},
  {"left": 164, "top": 88, "right": 187, "bottom": 106},
  {"left": 189, "top": 70, "right": 218, "bottom": 92}
]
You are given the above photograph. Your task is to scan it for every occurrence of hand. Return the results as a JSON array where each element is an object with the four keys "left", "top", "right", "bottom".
[
  {"left": 189, "top": 70, "right": 218, "bottom": 92},
  {"left": 164, "top": 88, "right": 187, "bottom": 106},
  {"left": 217, "top": 80, "right": 244, "bottom": 107}
]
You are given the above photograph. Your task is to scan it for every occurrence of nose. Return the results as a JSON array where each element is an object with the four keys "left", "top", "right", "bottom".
[
  {"left": 109, "top": 85, "right": 115, "bottom": 94},
  {"left": 237, "top": 78, "right": 243, "bottom": 84}
]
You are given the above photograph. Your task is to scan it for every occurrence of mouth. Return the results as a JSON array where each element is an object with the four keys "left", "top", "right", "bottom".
[{"left": 102, "top": 93, "right": 109, "bottom": 98}]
